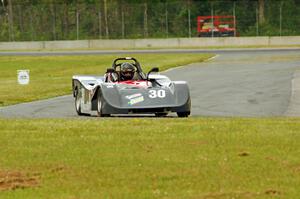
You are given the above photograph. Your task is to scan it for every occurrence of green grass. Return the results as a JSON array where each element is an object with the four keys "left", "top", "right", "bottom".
[
  {"left": 0, "top": 118, "right": 300, "bottom": 198},
  {"left": 0, "top": 54, "right": 213, "bottom": 106}
]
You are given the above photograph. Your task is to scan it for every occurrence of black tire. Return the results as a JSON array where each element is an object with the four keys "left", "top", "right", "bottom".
[
  {"left": 75, "top": 89, "right": 84, "bottom": 116},
  {"left": 97, "top": 89, "right": 110, "bottom": 117},
  {"left": 155, "top": 113, "right": 168, "bottom": 117},
  {"left": 177, "top": 112, "right": 190, "bottom": 118}
]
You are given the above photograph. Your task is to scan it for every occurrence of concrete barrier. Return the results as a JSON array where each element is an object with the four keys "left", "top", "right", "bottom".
[
  {"left": 135, "top": 38, "right": 180, "bottom": 48},
  {"left": 89, "top": 39, "right": 135, "bottom": 49},
  {"left": 269, "top": 36, "right": 300, "bottom": 46},
  {"left": 0, "top": 41, "right": 44, "bottom": 50},
  {"left": 178, "top": 37, "right": 271, "bottom": 47},
  {"left": 0, "top": 36, "right": 299, "bottom": 50},
  {"left": 45, "top": 40, "right": 89, "bottom": 49}
]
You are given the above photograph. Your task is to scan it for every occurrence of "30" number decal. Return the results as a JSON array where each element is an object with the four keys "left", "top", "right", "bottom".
[{"left": 149, "top": 90, "right": 166, "bottom": 98}]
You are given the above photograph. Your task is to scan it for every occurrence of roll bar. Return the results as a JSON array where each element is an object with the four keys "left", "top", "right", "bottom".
[
  {"left": 111, "top": 57, "right": 146, "bottom": 80},
  {"left": 111, "top": 57, "right": 143, "bottom": 73}
]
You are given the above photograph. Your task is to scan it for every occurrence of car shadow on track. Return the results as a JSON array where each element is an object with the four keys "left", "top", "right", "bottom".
[{"left": 78, "top": 112, "right": 178, "bottom": 118}]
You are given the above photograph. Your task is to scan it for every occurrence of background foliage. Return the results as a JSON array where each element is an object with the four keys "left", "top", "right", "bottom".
[{"left": 0, "top": 0, "right": 299, "bottom": 41}]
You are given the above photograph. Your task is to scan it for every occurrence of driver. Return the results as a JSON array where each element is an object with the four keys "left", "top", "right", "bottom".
[{"left": 120, "top": 62, "right": 136, "bottom": 81}]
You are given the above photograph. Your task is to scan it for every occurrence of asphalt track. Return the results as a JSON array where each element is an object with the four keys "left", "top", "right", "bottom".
[{"left": 1, "top": 48, "right": 300, "bottom": 118}]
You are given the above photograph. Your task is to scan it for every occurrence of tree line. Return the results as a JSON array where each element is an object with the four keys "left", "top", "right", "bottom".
[{"left": 0, "top": 0, "right": 299, "bottom": 41}]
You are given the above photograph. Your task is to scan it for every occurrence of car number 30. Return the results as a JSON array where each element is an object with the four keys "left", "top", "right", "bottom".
[{"left": 149, "top": 90, "right": 166, "bottom": 98}]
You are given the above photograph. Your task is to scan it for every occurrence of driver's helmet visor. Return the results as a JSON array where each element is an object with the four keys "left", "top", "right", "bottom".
[{"left": 122, "top": 69, "right": 135, "bottom": 77}]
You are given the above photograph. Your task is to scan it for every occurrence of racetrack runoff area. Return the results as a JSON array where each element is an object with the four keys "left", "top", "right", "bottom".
[
  {"left": 1, "top": 48, "right": 300, "bottom": 118},
  {"left": 1, "top": 48, "right": 300, "bottom": 198},
  {"left": 0, "top": 117, "right": 300, "bottom": 198}
]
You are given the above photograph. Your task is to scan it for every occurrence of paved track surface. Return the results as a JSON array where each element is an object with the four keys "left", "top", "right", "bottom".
[
  {"left": 1, "top": 49, "right": 300, "bottom": 118},
  {"left": 167, "top": 50, "right": 300, "bottom": 117}
]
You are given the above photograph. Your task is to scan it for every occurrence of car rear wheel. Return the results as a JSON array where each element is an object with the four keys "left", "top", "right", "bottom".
[
  {"left": 97, "top": 89, "right": 110, "bottom": 117},
  {"left": 177, "top": 112, "right": 190, "bottom": 118}
]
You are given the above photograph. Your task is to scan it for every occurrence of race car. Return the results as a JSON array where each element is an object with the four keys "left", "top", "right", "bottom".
[{"left": 72, "top": 57, "right": 191, "bottom": 117}]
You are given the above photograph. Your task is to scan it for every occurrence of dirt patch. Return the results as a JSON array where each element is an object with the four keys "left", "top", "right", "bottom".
[
  {"left": 199, "top": 189, "right": 282, "bottom": 198},
  {"left": 286, "top": 163, "right": 300, "bottom": 173},
  {"left": 50, "top": 165, "right": 69, "bottom": 174},
  {"left": 199, "top": 191, "right": 258, "bottom": 199},
  {"left": 238, "top": 152, "right": 250, "bottom": 157},
  {"left": 265, "top": 189, "right": 281, "bottom": 196},
  {"left": 0, "top": 170, "right": 39, "bottom": 191},
  {"left": 292, "top": 165, "right": 300, "bottom": 173}
]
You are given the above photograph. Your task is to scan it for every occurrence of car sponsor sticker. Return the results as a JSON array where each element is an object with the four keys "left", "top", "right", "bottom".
[
  {"left": 106, "top": 84, "right": 114, "bottom": 88},
  {"left": 128, "top": 96, "right": 144, "bottom": 105},
  {"left": 125, "top": 93, "right": 142, "bottom": 100},
  {"left": 126, "top": 93, "right": 144, "bottom": 105}
]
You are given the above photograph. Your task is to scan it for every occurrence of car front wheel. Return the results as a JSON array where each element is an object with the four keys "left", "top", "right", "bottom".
[
  {"left": 75, "top": 90, "right": 83, "bottom": 116},
  {"left": 97, "top": 89, "right": 110, "bottom": 117}
]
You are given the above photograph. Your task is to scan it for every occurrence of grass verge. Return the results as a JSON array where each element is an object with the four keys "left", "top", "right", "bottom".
[
  {"left": 0, "top": 53, "right": 213, "bottom": 106},
  {"left": 0, "top": 118, "right": 300, "bottom": 198}
]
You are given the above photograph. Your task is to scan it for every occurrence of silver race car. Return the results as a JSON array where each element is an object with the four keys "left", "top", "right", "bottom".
[{"left": 72, "top": 57, "right": 191, "bottom": 117}]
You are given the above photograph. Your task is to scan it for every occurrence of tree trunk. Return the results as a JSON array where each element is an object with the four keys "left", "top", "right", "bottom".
[
  {"left": 17, "top": 4, "right": 23, "bottom": 34},
  {"left": 63, "top": 2, "right": 69, "bottom": 39},
  {"left": 144, "top": 2, "right": 148, "bottom": 38},
  {"left": 258, "top": 0, "right": 265, "bottom": 24},
  {"left": 29, "top": 5, "right": 35, "bottom": 41},
  {"left": 187, "top": 0, "right": 191, "bottom": 37},
  {"left": 98, "top": 2, "right": 102, "bottom": 39},
  {"left": 7, "top": 0, "right": 14, "bottom": 41},
  {"left": 121, "top": 5, "right": 125, "bottom": 38},
  {"left": 76, "top": 3, "right": 79, "bottom": 40},
  {"left": 104, "top": 0, "right": 109, "bottom": 38},
  {"left": 50, "top": 2, "right": 56, "bottom": 40}
]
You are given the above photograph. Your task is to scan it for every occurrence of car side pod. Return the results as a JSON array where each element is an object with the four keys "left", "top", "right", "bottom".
[{"left": 147, "top": 67, "right": 159, "bottom": 81}]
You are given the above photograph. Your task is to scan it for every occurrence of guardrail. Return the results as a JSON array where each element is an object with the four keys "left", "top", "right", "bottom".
[{"left": 0, "top": 36, "right": 299, "bottom": 50}]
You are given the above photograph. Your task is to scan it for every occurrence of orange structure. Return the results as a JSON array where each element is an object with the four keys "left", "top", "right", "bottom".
[{"left": 197, "top": 15, "right": 236, "bottom": 37}]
